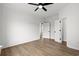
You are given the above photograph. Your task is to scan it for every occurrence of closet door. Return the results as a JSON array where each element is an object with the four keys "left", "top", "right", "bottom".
[
  {"left": 42, "top": 23, "right": 50, "bottom": 39},
  {"left": 54, "top": 20, "right": 62, "bottom": 43}
]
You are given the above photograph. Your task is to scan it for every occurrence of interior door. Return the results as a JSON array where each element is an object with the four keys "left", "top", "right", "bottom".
[
  {"left": 54, "top": 20, "right": 62, "bottom": 43},
  {"left": 42, "top": 23, "right": 50, "bottom": 39}
]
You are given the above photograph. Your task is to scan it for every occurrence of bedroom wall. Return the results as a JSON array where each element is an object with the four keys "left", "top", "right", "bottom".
[
  {"left": 59, "top": 3, "right": 79, "bottom": 50},
  {"left": 0, "top": 4, "right": 3, "bottom": 47},
  {"left": 0, "top": 4, "right": 40, "bottom": 48}
]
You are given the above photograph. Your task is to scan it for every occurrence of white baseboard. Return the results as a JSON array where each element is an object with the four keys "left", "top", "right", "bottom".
[{"left": 2, "top": 38, "right": 39, "bottom": 49}]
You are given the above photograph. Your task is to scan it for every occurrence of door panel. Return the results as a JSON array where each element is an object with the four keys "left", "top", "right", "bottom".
[
  {"left": 55, "top": 20, "right": 62, "bottom": 43},
  {"left": 42, "top": 23, "right": 50, "bottom": 39}
]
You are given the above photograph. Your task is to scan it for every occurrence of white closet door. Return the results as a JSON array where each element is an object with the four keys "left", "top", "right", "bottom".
[
  {"left": 42, "top": 23, "right": 50, "bottom": 39},
  {"left": 54, "top": 20, "right": 62, "bottom": 43}
]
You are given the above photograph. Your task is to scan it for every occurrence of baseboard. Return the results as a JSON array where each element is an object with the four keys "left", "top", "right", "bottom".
[{"left": 2, "top": 38, "right": 39, "bottom": 49}]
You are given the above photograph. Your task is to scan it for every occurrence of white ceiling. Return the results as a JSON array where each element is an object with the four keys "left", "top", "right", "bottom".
[{"left": 2, "top": 3, "right": 69, "bottom": 19}]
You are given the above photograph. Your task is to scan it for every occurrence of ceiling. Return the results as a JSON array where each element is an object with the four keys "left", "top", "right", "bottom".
[{"left": 2, "top": 3, "right": 69, "bottom": 19}]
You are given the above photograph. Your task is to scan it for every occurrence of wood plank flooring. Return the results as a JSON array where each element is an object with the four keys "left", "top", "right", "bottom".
[{"left": 1, "top": 39, "right": 79, "bottom": 56}]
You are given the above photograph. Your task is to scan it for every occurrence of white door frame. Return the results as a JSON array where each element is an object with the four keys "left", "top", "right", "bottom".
[{"left": 40, "top": 22, "right": 51, "bottom": 39}]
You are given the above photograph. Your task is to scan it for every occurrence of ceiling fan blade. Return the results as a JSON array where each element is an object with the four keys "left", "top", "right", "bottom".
[
  {"left": 28, "top": 3, "right": 38, "bottom": 6},
  {"left": 43, "top": 3, "right": 53, "bottom": 6},
  {"left": 35, "top": 7, "right": 39, "bottom": 11},
  {"left": 42, "top": 7, "right": 47, "bottom": 11}
]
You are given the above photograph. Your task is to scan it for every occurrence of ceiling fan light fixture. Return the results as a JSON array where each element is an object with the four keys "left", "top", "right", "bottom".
[
  {"left": 28, "top": 3, "right": 54, "bottom": 11},
  {"left": 39, "top": 5, "right": 42, "bottom": 8}
]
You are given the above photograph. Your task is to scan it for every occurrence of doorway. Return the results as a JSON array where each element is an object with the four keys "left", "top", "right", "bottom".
[{"left": 40, "top": 22, "right": 51, "bottom": 39}]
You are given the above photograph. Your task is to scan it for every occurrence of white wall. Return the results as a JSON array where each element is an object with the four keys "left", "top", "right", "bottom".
[
  {"left": 0, "top": 4, "right": 40, "bottom": 48},
  {"left": 0, "top": 4, "right": 3, "bottom": 46},
  {"left": 59, "top": 4, "right": 79, "bottom": 50}
]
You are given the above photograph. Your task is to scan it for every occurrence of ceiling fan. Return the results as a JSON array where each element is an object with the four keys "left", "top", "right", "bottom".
[{"left": 28, "top": 3, "right": 54, "bottom": 11}]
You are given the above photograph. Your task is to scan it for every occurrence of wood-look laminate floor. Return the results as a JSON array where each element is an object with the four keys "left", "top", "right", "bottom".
[{"left": 1, "top": 39, "right": 79, "bottom": 56}]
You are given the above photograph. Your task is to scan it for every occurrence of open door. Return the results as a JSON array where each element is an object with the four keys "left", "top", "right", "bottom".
[
  {"left": 40, "top": 22, "right": 51, "bottom": 39},
  {"left": 54, "top": 20, "right": 62, "bottom": 43}
]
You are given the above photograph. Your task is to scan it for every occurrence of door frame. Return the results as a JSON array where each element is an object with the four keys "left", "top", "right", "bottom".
[{"left": 40, "top": 22, "right": 51, "bottom": 39}]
